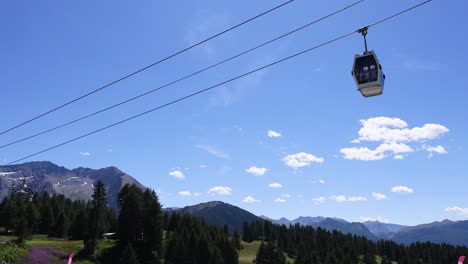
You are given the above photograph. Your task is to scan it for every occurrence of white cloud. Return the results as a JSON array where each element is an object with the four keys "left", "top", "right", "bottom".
[
  {"left": 312, "top": 197, "right": 326, "bottom": 204},
  {"left": 208, "top": 186, "right": 232, "bottom": 195},
  {"left": 348, "top": 196, "right": 368, "bottom": 202},
  {"left": 319, "top": 180, "right": 325, "bottom": 184},
  {"left": 196, "top": 144, "right": 230, "bottom": 159},
  {"left": 445, "top": 206, "right": 468, "bottom": 216},
  {"left": 243, "top": 196, "right": 261, "bottom": 203},
  {"left": 341, "top": 142, "right": 413, "bottom": 161},
  {"left": 353, "top": 117, "right": 449, "bottom": 143},
  {"left": 423, "top": 145, "right": 448, "bottom": 158},
  {"left": 360, "top": 216, "right": 390, "bottom": 223},
  {"left": 329, "top": 195, "right": 367, "bottom": 202},
  {"left": 80, "top": 152, "right": 91, "bottom": 156},
  {"left": 342, "top": 117, "right": 449, "bottom": 161},
  {"left": 178, "top": 191, "right": 191, "bottom": 196},
  {"left": 282, "top": 152, "right": 324, "bottom": 169},
  {"left": 372, "top": 192, "right": 387, "bottom": 200},
  {"left": 391, "top": 186, "right": 414, "bottom": 194},
  {"left": 169, "top": 170, "right": 185, "bottom": 180},
  {"left": 268, "top": 130, "right": 282, "bottom": 138},
  {"left": 193, "top": 192, "right": 202, "bottom": 196},
  {"left": 268, "top": 183, "right": 282, "bottom": 188},
  {"left": 200, "top": 165, "right": 207, "bottom": 168},
  {"left": 274, "top": 197, "right": 286, "bottom": 203},
  {"left": 329, "top": 195, "right": 348, "bottom": 203},
  {"left": 281, "top": 194, "right": 290, "bottom": 198},
  {"left": 246, "top": 166, "right": 268, "bottom": 176}
]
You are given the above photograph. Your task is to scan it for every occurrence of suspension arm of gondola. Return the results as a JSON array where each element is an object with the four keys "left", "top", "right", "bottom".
[{"left": 358, "top": 26, "right": 369, "bottom": 53}]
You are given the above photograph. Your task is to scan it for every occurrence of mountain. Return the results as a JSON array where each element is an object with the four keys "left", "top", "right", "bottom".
[
  {"left": 310, "top": 218, "right": 379, "bottom": 241},
  {"left": 170, "top": 201, "right": 263, "bottom": 233},
  {"left": 363, "top": 221, "right": 408, "bottom": 237},
  {"left": 389, "top": 220, "right": 468, "bottom": 246},
  {"left": 267, "top": 216, "right": 348, "bottom": 226},
  {"left": 0, "top": 161, "right": 144, "bottom": 209}
]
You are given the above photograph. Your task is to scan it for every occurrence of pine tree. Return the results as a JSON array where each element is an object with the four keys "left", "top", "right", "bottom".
[
  {"left": 70, "top": 208, "right": 89, "bottom": 240},
  {"left": 362, "top": 252, "right": 377, "bottom": 264},
  {"left": 256, "top": 242, "right": 286, "bottom": 264},
  {"left": 26, "top": 202, "right": 40, "bottom": 234},
  {"left": 117, "top": 184, "right": 143, "bottom": 247},
  {"left": 232, "top": 229, "right": 241, "bottom": 250},
  {"left": 381, "top": 255, "right": 392, "bottom": 264},
  {"left": 54, "top": 211, "right": 69, "bottom": 238},
  {"left": 85, "top": 180, "right": 109, "bottom": 255},
  {"left": 11, "top": 196, "right": 30, "bottom": 241},
  {"left": 140, "top": 189, "right": 163, "bottom": 264},
  {"left": 121, "top": 243, "right": 139, "bottom": 264}
]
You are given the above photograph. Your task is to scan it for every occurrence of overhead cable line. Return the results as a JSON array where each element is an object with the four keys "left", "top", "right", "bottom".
[
  {"left": 0, "top": 0, "right": 366, "bottom": 150},
  {"left": 0, "top": 0, "right": 294, "bottom": 137},
  {"left": 5, "top": 0, "right": 433, "bottom": 165}
]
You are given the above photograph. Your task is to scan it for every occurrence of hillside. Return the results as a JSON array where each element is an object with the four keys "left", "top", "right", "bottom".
[
  {"left": 0, "top": 161, "right": 144, "bottom": 209},
  {"left": 172, "top": 201, "right": 263, "bottom": 233},
  {"left": 266, "top": 216, "right": 378, "bottom": 241},
  {"left": 390, "top": 220, "right": 468, "bottom": 246},
  {"left": 363, "top": 221, "right": 408, "bottom": 236}
]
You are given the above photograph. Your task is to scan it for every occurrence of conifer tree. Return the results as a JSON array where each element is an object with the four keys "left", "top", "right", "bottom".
[
  {"left": 121, "top": 243, "right": 139, "bottom": 264},
  {"left": 256, "top": 242, "right": 286, "bottom": 264},
  {"left": 232, "top": 229, "right": 242, "bottom": 250},
  {"left": 85, "top": 180, "right": 109, "bottom": 255}
]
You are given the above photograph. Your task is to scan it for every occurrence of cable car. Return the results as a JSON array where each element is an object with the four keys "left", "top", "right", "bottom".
[
  {"left": 352, "top": 51, "right": 385, "bottom": 97},
  {"left": 352, "top": 27, "right": 385, "bottom": 97}
]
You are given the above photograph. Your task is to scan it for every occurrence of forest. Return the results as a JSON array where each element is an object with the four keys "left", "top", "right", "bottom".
[{"left": 1, "top": 182, "right": 467, "bottom": 263}]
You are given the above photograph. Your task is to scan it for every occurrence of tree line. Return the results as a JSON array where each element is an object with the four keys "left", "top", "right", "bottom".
[
  {"left": 3, "top": 182, "right": 467, "bottom": 263},
  {"left": 243, "top": 220, "right": 468, "bottom": 264},
  {"left": 1, "top": 182, "right": 239, "bottom": 263},
  {"left": 0, "top": 181, "right": 116, "bottom": 243}
]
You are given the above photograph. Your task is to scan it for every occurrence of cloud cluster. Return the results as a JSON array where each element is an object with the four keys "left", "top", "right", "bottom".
[
  {"left": 312, "top": 197, "right": 326, "bottom": 204},
  {"left": 329, "top": 195, "right": 367, "bottom": 202},
  {"left": 196, "top": 144, "right": 230, "bottom": 159},
  {"left": 423, "top": 145, "right": 448, "bottom": 158},
  {"left": 169, "top": 170, "right": 185, "bottom": 180},
  {"left": 341, "top": 117, "right": 449, "bottom": 160},
  {"left": 268, "top": 130, "right": 282, "bottom": 138},
  {"left": 445, "top": 206, "right": 468, "bottom": 216},
  {"left": 372, "top": 192, "right": 387, "bottom": 200},
  {"left": 208, "top": 186, "right": 232, "bottom": 195},
  {"left": 246, "top": 166, "right": 268, "bottom": 176},
  {"left": 268, "top": 183, "right": 282, "bottom": 188},
  {"left": 391, "top": 186, "right": 414, "bottom": 194},
  {"left": 243, "top": 196, "right": 261, "bottom": 203},
  {"left": 282, "top": 152, "right": 324, "bottom": 169},
  {"left": 80, "top": 152, "right": 91, "bottom": 156},
  {"left": 274, "top": 197, "right": 286, "bottom": 203}
]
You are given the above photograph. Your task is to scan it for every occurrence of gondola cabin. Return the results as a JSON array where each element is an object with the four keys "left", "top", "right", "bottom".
[{"left": 352, "top": 50, "right": 385, "bottom": 97}]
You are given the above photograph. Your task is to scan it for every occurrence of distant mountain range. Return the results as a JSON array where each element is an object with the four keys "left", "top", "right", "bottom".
[
  {"left": 172, "top": 202, "right": 468, "bottom": 246},
  {"left": 2, "top": 161, "right": 467, "bottom": 247},
  {"left": 362, "top": 220, "right": 408, "bottom": 237},
  {"left": 388, "top": 219, "right": 468, "bottom": 246},
  {"left": 0, "top": 161, "right": 144, "bottom": 209}
]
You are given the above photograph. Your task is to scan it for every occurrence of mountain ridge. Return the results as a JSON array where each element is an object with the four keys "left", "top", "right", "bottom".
[{"left": 0, "top": 161, "right": 144, "bottom": 209}]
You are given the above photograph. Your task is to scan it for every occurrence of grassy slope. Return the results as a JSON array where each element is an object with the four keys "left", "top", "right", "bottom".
[
  {"left": 239, "top": 240, "right": 294, "bottom": 264},
  {"left": 2, "top": 235, "right": 399, "bottom": 264}
]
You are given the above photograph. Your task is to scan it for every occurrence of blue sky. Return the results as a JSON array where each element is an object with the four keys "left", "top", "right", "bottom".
[{"left": 1, "top": 0, "right": 467, "bottom": 226}]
